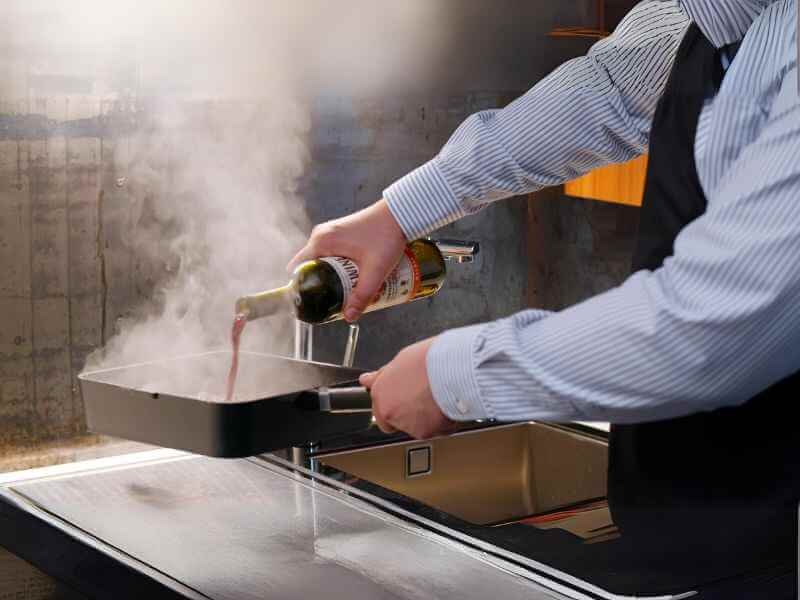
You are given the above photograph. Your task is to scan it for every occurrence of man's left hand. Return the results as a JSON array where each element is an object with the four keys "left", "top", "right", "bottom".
[{"left": 360, "top": 337, "right": 457, "bottom": 439}]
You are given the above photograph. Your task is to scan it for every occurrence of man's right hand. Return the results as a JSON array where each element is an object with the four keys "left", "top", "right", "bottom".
[{"left": 287, "top": 199, "right": 407, "bottom": 322}]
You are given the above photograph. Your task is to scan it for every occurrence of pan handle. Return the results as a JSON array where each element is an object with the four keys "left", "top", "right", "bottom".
[
  {"left": 317, "top": 386, "right": 372, "bottom": 414},
  {"left": 295, "top": 386, "right": 372, "bottom": 414}
]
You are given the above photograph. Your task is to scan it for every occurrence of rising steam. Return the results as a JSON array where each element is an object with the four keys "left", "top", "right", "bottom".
[{"left": 0, "top": 1, "right": 448, "bottom": 388}]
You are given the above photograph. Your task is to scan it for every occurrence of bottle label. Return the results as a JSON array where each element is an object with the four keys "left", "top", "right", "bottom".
[
  {"left": 321, "top": 257, "right": 359, "bottom": 302},
  {"left": 322, "top": 248, "right": 421, "bottom": 314}
]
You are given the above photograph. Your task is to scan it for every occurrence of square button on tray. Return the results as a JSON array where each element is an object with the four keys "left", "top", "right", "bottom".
[{"left": 406, "top": 446, "right": 432, "bottom": 478}]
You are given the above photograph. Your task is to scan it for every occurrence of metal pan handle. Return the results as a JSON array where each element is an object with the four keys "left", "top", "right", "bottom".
[
  {"left": 317, "top": 386, "right": 372, "bottom": 414},
  {"left": 296, "top": 386, "right": 372, "bottom": 414}
]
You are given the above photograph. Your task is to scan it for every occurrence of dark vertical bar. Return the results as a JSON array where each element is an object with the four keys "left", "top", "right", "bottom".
[{"left": 597, "top": 0, "right": 605, "bottom": 33}]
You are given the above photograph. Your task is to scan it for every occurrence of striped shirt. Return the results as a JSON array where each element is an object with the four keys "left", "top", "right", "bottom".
[{"left": 382, "top": 0, "right": 800, "bottom": 424}]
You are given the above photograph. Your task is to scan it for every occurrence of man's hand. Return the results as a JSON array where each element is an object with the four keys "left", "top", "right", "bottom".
[
  {"left": 288, "top": 199, "right": 406, "bottom": 322},
  {"left": 360, "top": 338, "right": 457, "bottom": 439}
]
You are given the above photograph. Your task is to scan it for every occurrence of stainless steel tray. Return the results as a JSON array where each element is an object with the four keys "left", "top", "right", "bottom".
[{"left": 79, "top": 351, "right": 373, "bottom": 458}]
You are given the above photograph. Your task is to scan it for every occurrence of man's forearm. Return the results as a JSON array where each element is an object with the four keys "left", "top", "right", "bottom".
[
  {"left": 426, "top": 63, "right": 800, "bottom": 424},
  {"left": 384, "top": 1, "right": 689, "bottom": 240}
]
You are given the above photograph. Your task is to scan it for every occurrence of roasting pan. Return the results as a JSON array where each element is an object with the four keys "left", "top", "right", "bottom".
[{"left": 79, "top": 351, "right": 373, "bottom": 458}]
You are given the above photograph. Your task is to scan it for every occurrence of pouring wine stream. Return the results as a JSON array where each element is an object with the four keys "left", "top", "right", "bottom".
[{"left": 226, "top": 314, "right": 248, "bottom": 402}]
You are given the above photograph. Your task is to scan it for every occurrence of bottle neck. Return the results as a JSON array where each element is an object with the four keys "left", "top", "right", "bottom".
[{"left": 235, "top": 283, "right": 294, "bottom": 321}]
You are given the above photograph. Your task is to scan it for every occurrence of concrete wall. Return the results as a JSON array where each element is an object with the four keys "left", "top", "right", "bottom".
[
  {"left": 0, "top": 112, "right": 144, "bottom": 449},
  {"left": 0, "top": 1, "right": 614, "bottom": 453},
  {"left": 528, "top": 187, "right": 640, "bottom": 312}
]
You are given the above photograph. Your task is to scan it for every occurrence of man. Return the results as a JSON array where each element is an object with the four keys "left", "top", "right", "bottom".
[{"left": 292, "top": 0, "right": 798, "bottom": 595}]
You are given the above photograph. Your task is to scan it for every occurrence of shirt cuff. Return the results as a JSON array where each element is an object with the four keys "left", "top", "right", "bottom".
[
  {"left": 426, "top": 324, "right": 492, "bottom": 421},
  {"left": 383, "top": 158, "right": 467, "bottom": 241}
]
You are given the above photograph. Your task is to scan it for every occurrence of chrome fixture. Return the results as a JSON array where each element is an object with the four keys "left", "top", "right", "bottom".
[{"left": 433, "top": 239, "right": 480, "bottom": 264}]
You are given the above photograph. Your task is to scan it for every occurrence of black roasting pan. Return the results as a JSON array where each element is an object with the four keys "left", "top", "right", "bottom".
[{"left": 79, "top": 351, "right": 373, "bottom": 458}]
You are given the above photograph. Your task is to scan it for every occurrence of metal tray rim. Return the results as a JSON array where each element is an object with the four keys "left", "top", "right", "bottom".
[{"left": 79, "top": 350, "right": 365, "bottom": 406}]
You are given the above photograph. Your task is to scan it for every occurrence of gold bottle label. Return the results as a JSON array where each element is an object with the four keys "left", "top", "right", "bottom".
[{"left": 321, "top": 248, "right": 422, "bottom": 313}]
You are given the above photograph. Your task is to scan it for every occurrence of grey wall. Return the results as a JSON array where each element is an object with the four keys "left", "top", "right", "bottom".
[
  {"left": 304, "top": 3, "right": 597, "bottom": 366},
  {"left": 0, "top": 1, "right": 623, "bottom": 451},
  {"left": 529, "top": 187, "right": 639, "bottom": 312}
]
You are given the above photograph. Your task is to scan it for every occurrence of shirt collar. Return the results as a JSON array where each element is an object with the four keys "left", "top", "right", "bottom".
[{"left": 680, "top": 0, "right": 776, "bottom": 47}]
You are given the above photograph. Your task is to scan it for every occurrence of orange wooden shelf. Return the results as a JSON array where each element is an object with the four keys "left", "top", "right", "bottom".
[
  {"left": 548, "top": 26, "right": 609, "bottom": 39},
  {"left": 564, "top": 155, "right": 648, "bottom": 207}
]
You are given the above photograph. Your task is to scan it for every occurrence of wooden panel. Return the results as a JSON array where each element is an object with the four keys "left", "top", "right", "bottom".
[{"left": 564, "top": 155, "right": 648, "bottom": 207}]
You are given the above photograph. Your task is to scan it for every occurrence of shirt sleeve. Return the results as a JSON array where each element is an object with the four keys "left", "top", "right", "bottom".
[
  {"left": 383, "top": 0, "right": 690, "bottom": 241},
  {"left": 428, "top": 63, "right": 800, "bottom": 424}
]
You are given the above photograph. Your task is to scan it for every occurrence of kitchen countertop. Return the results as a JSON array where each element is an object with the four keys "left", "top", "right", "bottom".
[
  {"left": 0, "top": 450, "right": 574, "bottom": 600},
  {"left": 0, "top": 432, "right": 793, "bottom": 600}
]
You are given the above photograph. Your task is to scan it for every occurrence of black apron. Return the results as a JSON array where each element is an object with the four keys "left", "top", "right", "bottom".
[{"left": 608, "top": 23, "right": 800, "bottom": 580}]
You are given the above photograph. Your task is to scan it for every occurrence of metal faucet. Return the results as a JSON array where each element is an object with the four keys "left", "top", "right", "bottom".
[
  {"left": 294, "top": 320, "right": 314, "bottom": 362},
  {"left": 290, "top": 238, "right": 479, "bottom": 468},
  {"left": 432, "top": 239, "right": 480, "bottom": 264}
]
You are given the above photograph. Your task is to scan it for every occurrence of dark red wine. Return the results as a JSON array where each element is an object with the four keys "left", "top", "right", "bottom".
[{"left": 226, "top": 314, "right": 248, "bottom": 402}]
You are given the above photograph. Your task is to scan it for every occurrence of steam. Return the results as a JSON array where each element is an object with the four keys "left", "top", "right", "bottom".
[
  {"left": 81, "top": 3, "right": 318, "bottom": 370},
  {"left": 91, "top": 97, "right": 312, "bottom": 370},
  {"left": 0, "top": 1, "right": 449, "bottom": 393}
]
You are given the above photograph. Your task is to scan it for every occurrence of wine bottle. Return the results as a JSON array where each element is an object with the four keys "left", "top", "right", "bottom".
[{"left": 235, "top": 239, "right": 446, "bottom": 324}]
